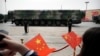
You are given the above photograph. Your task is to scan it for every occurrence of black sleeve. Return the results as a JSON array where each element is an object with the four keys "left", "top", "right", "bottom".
[
  {"left": 30, "top": 51, "right": 38, "bottom": 56},
  {"left": 23, "top": 50, "right": 38, "bottom": 56}
]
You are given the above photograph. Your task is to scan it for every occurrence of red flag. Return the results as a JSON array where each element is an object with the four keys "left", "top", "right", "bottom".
[
  {"left": 62, "top": 31, "right": 82, "bottom": 49},
  {"left": 76, "top": 36, "right": 82, "bottom": 46},
  {"left": 25, "top": 34, "right": 55, "bottom": 56}
]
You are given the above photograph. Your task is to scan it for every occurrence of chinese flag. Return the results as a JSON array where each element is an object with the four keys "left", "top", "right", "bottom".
[
  {"left": 62, "top": 31, "right": 82, "bottom": 49},
  {"left": 76, "top": 36, "right": 82, "bottom": 47},
  {"left": 25, "top": 34, "right": 55, "bottom": 56}
]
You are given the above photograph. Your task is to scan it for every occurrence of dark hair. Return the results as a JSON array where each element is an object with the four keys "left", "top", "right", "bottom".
[
  {"left": 78, "top": 27, "right": 100, "bottom": 56},
  {"left": 0, "top": 53, "right": 3, "bottom": 56}
]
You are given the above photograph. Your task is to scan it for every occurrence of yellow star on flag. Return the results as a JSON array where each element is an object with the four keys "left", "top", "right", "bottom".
[
  {"left": 36, "top": 39, "right": 41, "bottom": 44},
  {"left": 62, "top": 31, "right": 82, "bottom": 49},
  {"left": 25, "top": 34, "right": 56, "bottom": 56},
  {"left": 65, "top": 36, "right": 68, "bottom": 39}
]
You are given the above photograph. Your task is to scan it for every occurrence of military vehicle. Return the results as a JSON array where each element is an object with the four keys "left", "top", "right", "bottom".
[
  {"left": 8, "top": 10, "right": 85, "bottom": 26},
  {"left": 92, "top": 11, "right": 100, "bottom": 24}
]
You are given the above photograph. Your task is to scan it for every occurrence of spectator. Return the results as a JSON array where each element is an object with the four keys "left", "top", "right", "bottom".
[
  {"left": 77, "top": 27, "right": 100, "bottom": 56},
  {"left": 0, "top": 30, "right": 38, "bottom": 56}
]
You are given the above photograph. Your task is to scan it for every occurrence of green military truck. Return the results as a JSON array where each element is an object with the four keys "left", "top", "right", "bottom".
[
  {"left": 8, "top": 10, "right": 85, "bottom": 26},
  {"left": 92, "top": 15, "right": 100, "bottom": 24}
]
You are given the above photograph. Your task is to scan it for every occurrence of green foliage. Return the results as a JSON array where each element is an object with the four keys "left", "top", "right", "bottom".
[
  {"left": 8, "top": 11, "right": 13, "bottom": 19},
  {"left": 0, "top": 14, "right": 4, "bottom": 19}
]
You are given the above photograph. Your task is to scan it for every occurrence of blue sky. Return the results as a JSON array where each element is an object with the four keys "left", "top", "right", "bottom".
[{"left": 0, "top": 0, "right": 100, "bottom": 14}]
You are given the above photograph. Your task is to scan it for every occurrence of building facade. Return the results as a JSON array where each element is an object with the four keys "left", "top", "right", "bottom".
[{"left": 86, "top": 9, "right": 100, "bottom": 21}]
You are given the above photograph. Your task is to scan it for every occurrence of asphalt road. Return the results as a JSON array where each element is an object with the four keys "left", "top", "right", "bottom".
[{"left": 0, "top": 22, "right": 100, "bottom": 56}]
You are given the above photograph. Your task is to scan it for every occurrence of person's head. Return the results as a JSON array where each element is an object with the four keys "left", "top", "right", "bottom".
[{"left": 78, "top": 27, "right": 100, "bottom": 56}]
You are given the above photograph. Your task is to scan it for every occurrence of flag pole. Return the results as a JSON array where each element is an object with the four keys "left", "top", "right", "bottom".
[
  {"left": 20, "top": 38, "right": 24, "bottom": 44},
  {"left": 73, "top": 48, "right": 76, "bottom": 56}
]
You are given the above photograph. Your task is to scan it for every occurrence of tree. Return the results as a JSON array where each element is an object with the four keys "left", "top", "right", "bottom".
[{"left": 0, "top": 14, "right": 4, "bottom": 20}]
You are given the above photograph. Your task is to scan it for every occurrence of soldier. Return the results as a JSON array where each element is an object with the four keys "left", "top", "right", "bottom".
[
  {"left": 23, "top": 20, "right": 29, "bottom": 34},
  {"left": 67, "top": 18, "right": 72, "bottom": 32}
]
